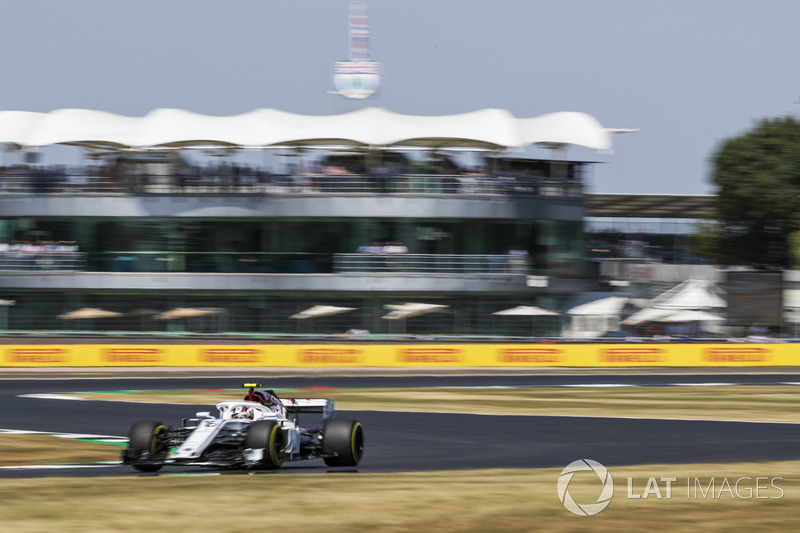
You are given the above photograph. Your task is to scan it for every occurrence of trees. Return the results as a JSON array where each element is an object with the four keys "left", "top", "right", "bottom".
[{"left": 709, "top": 116, "right": 800, "bottom": 268}]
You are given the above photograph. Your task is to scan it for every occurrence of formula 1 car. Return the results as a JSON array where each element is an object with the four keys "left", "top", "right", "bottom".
[{"left": 122, "top": 383, "right": 364, "bottom": 472}]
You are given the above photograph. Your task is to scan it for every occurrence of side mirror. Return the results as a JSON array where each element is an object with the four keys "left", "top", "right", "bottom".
[{"left": 195, "top": 411, "right": 212, "bottom": 418}]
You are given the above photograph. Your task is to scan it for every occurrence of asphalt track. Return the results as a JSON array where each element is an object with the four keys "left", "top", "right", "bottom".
[{"left": 2, "top": 372, "right": 800, "bottom": 478}]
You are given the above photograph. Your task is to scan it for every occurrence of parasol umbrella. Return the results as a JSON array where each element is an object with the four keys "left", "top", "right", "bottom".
[
  {"left": 289, "top": 305, "right": 357, "bottom": 319},
  {"left": 154, "top": 307, "right": 220, "bottom": 320},
  {"left": 493, "top": 305, "right": 560, "bottom": 336},
  {"left": 493, "top": 305, "right": 559, "bottom": 316},
  {"left": 382, "top": 303, "right": 449, "bottom": 320},
  {"left": 57, "top": 307, "right": 122, "bottom": 319},
  {"left": 567, "top": 297, "right": 628, "bottom": 316}
]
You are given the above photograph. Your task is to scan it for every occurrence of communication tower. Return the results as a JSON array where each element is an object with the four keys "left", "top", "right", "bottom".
[{"left": 332, "top": 0, "right": 381, "bottom": 100}]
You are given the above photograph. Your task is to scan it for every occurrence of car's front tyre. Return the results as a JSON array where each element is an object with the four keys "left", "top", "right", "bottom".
[
  {"left": 244, "top": 420, "right": 285, "bottom": 470},
  {"left": 125, "top": 420, "right": 166, "bottom": 472}
]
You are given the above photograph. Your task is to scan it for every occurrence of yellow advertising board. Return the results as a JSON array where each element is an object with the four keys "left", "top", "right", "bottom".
[{"left": 0, "top": 343, "right": 798, "bottom": 367}]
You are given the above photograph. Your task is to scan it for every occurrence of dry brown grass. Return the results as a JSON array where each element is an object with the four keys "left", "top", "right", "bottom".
[
  {"left": 0, "top": 462, "right": 797, "bottom": 532},
  {"left": 6, "top": 386, "right": 800, "bottom": 530},
  {"left": 74, "top": 385, "right": 800, "bottom": 422},
  {"left": 0, "top": 434, "right": 122, "bottom": 466}
]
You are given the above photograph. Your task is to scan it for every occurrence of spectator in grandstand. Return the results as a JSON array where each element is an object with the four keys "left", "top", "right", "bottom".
[
  {"left": 505, "top": 245, "right": 529, "bottom": 274},
  {"left": 383, "top": 241, "right": 408, "bottom": 270},
  {"left": 357, "top": 242, "right": 385, "bottom": 254}
]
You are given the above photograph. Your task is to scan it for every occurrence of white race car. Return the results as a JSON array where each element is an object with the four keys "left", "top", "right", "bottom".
[{"left": 122, "top": 383, "right": 364, "bottom": 472}]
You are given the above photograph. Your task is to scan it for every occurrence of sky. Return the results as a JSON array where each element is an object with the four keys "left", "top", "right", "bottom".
[{"left": 0, "top": 0, "right": 799, "bottom": 194}]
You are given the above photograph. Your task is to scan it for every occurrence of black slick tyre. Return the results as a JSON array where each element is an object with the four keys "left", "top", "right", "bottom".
[
  {"left": 126, "top": 420, "right": 165, "bottom": 472},
  {"left": 322, "top": 419, "right": 364, "bottom": 467},
  {"left": 244, "top": 420, "right": 285, "bottom": 470}
]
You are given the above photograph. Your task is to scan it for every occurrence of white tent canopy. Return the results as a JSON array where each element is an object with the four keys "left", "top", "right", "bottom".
[
  {"left": 621, "top": 307, "right": 676, "bottom": 326},
  {"left": 622, "top": 280, "right": 727, "bottom": 326},
  {"left": 563, "top": 296, "right": 628, "bottom": 338},
  {"left": 657, "top": 310, "right": 725, "bottom": 323},
  {"left": 0, "top": 107, "right": 625, "bottom": 152},
  {"left": 648, "top": 279, "right": 726, "bottom": 309}
]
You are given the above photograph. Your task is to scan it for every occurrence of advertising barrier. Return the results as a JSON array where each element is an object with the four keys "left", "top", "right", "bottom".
[{"left": 0, "top": 343, "right": 798, "bottom": 367}]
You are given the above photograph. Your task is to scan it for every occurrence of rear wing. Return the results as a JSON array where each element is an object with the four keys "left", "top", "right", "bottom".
[{"left": 280, "top": 398, "right": 335, "bottom": 420}]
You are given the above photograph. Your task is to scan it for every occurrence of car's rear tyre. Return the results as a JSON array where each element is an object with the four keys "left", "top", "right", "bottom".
[
  {"left": 126, "top": 420, "right": 165, "bottom": 472},
  {"left": 244, "top": 420, "right": 285, "bottom": 470},
  {"left": 322, "top": 419, "right": 364, "bottom": 467}
]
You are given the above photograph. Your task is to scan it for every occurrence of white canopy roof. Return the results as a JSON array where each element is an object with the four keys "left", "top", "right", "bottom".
[{"left": 0, "top": 107, "right": 623, "bottom": 151}]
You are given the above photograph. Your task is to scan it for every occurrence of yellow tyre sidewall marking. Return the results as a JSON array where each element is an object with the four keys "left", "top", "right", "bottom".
[
  {"left": 151, "top": 425, "right": 165, "bottom": 454},
  {"left": 350, "top": 422, "right": 362, "bottom": 462},
  {"left": 268, "top": 424, "right": 283, "bottom": 466}
]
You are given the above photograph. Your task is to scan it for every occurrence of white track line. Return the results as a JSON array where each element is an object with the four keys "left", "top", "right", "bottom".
[
  {"left": 0, "top": 463, "right": 121, "bottom": 471},
  {"left": 337, "top": 408, "right": 800, "bottom": 425},
  {"left": 560, "top": 384, "right": 637, "bottom": 388},
  {"left": 19, "top": 393, "right": 86, "bottom": 401},
  {"left": 667, "top": 382, "right": 737, "bottom": 387},
  {"left": 0, "top": 428, "right": 127, "bottom": 442}
]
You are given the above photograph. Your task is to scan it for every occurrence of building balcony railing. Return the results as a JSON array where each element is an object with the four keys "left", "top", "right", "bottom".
[
  {"left": 0, "top": 251, "right": 532, "bottom": 278},
  {"left": 0, "top": 252, "right": 607, "bottom": 286},
  {"left": 0, "top": 171, "right": 584, "bottom": 200},
  {"left": 0, "top": 252, "right": 86, "bottom": 271},
  {"left": 333, "top": 253, "right": 531, "bottom": 276}
]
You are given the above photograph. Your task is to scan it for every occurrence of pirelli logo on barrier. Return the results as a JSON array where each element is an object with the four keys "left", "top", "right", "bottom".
[
  {"left": 103, "top": 348, "right": 164, "bottom": 363},
  {"left": 298, "top": 348, "right": 363, "bottom": 365},
  {"left": 7, "top": 347, "right": 69, "bottom": 364},
  {"left": 397, "top": 347, "right": 463, "bottom": 364},
  {"left": 703, "top": 346, "right": 771, "bottom": 363},
  {"left": 200, "top": 348, "right": 263, "bottom": 364},
  {"left": 497, "top": 348, "right": 564, "bottom": 364},
  {"left": 600, "top": 347, "right": 667, "bottom": 364}
]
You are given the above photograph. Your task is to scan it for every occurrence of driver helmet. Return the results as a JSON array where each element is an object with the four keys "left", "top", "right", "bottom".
[
  {"left": 232, "top": 405, "right": 253, "bottom": 419},
  {"left": 245, "top": 390, "right": 268, "bottom": 405}
]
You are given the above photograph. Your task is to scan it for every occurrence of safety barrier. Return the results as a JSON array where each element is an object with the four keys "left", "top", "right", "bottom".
[{"left": 0, "top": 343, "right": 798, "bottom": 367}]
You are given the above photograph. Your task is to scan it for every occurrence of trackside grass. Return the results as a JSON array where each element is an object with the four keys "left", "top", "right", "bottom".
[
  {"left": 0, "top": 462, "right": 797, "bottom": 532},
  {"left": 0, "top": 434, "right": 123, "bottom": 466},
  {"left": 73, "top": 385, "right": 800, "bottom": 423},
  {"left": 4, "top": 384, "right": 798, "bottom": 530}
]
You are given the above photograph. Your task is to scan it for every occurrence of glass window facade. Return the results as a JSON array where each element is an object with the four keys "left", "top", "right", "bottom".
[{"left": 0, "top": 217, "right": 585, "bottom": 276}]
